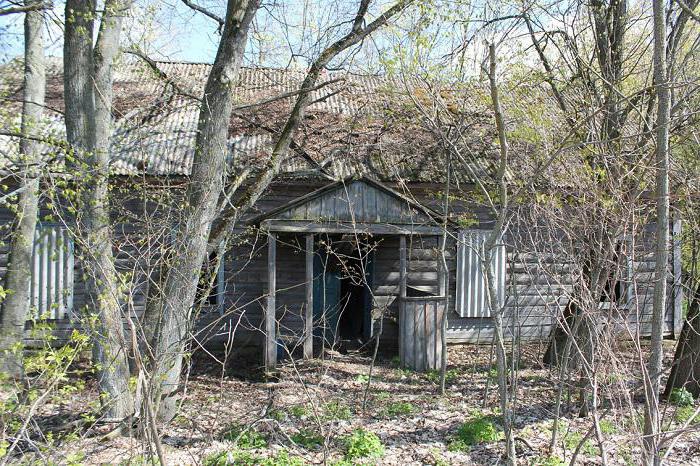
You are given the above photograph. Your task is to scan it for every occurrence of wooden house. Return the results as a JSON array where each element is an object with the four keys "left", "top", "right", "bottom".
[{"left": 0, "top": 60, "right": 683, "bottom": 371}]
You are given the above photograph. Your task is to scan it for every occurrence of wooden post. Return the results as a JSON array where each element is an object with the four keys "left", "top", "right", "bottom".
[
  {"left": 304, "top": 234, "right": 314, "bottom": 359},
  {"left": 438, "top": 234, "right": 447, "bottom": 297},
  {"left": 266, "top": 232, "right": 277, "bottom": 370},
  {"left": 399, "top": 235, "right": 407, "bottom": 366}
]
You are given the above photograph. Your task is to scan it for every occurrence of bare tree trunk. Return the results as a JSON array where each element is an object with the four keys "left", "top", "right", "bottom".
[
  {"left": 485, "top": 43, "right": 516, "bottom": 466},
  {"left": 149, "top": 0, "right": 411, "bottom": 423},
  {"left": 205, "top": 0, "right": 413, "bottom": 251},
  {"left": 665, "top": 284, "right": 700, "bottom": 398},
  {"left": 64, "top": 0, "right": 135, "bottom": 421},
  {"left": 644, "top": 1, "right": 671, "bottom": 464},
  {"left": 151, "top": 0, "right": 259, "bottom": 422},
  {"left": 0, "top": 0, "right": 45, "bottom": 378}
]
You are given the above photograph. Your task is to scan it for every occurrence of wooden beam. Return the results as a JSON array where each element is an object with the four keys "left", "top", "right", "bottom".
[
  {"left": 304, "top": 234, "right": 314, "bottom": 359},
  {"left": 261, "top": 219, "right": 445, "bottom": 235},
  {"left": 399, "top": 235, "right": 407, "bottom": 367},
  {"left": 266, "top": 232, "right": 277, "bottom": 370}
]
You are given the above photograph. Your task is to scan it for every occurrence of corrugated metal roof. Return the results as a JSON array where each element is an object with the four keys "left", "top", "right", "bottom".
[{"left": 0, "top": 60, "right": 499, "bottom": 181}]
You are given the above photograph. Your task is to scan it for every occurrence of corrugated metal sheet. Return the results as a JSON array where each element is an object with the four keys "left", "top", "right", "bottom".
[
  {"left": 455, "top": 230, "right": 506, "bottom": 318},
  {"left": 30, "top": 224, "right": 74, "bottom": 319},
  {"left": 1, "top": 60, "right": 499, "bottom": 182}
]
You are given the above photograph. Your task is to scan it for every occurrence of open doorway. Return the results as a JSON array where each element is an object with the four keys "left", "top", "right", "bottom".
[{"left": 313, "top": 234, "right": 374, "bottom": 352}]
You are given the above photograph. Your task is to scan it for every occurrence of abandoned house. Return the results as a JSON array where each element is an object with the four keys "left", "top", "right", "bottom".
[{"left": 0, "top": 60, "right": 683, "bottom": 371}]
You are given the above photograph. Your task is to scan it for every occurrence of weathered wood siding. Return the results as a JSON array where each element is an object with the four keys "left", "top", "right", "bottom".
[{"left": 0, "top": 177, "right": 678, "bottom": 352}]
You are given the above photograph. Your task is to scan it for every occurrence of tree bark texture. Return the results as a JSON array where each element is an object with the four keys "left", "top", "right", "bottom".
[
  {"left": 665, "top": 285, "right": 700, "bottom": 398},
  {"left": 149, "top": 0, "right": 410, "bottom": 421},
  {"left": 64, "top": 0, "right": 135, "bottom": 420},
  {"left": 485, "top": 43, "right": 516, "bottom": 466},
  {"left": 0, "top": 0, "right": 45, "bottom": 378},
  {"left": 644, "top": 0, "right": 671, "bottom": 464},
  {"left": 150, "top": 0, "right": 259, "bottom": 422}
]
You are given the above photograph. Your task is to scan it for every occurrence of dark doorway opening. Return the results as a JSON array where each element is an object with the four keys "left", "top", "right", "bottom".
[
  {"left": 313, "top": 234, "right": 374, "bottom": 352},
  {"left": 338, "top": 254, "right": 369, "bottom": 340}
]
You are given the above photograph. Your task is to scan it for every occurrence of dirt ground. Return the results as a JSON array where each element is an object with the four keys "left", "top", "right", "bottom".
[{"left": 4, "top": 341, "right": 700, "bottom": 465}]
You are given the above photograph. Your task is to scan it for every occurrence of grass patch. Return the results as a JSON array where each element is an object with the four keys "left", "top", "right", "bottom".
[
  {"left": 343, "top": 428, "right": 385, "bottom": 460},
  {"left": 530, "top": 456, "right": 565, "bottom": 466},
  {"left": 674, "top": 405, "right": 700, "bottom": 425},
  {"left": 291, "top": 429, "right": 324, "bottom": 449},
  {"left": 448, "top": 415, "right": 500, "bottom": 452},
  {"left": 562, "top": 431, "right": 596, "bottom": 456},
  {"left": 204, "top": 450, "right": 304, "bottom": 466},
  {"left": 220, "top": 423, "right": 267, "bottom": 449},
  {"left": 384, "top": 401, "right": 417, "bottom": 417},
  {"left": 356, "top": 374, "right": 370, "bottom": 383},
  {"left": 269, "top": 409, "right": 286, "bottom": 422},
  {"left": 375, "top": 391, "right": 391, "bottom": 401},
  {"left": 288, "top": 404, "right": 309, "bottom": 418},
  {"left": 598, "top": 419, "right": 617, "bottom": 434},
  {"left": 323, "top": 400, "right": 351, "bottom": 421},
  {"left": 426, "top": 368, "right": 460, "bottom": 384}
]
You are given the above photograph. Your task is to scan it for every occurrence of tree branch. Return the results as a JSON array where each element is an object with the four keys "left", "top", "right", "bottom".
[
  {"left": 675, "top": 0, "right": 700, "bottom": 22},
  {"left": 0, "top": 1, "right": 50, "bottom": 17},
  {"left": 180, "top": 0, "right": 224, "bottom": 28}
]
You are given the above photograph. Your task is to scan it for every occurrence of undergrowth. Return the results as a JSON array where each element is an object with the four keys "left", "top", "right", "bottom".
[{"left": 448, "top": 415, "right": 500, "bottom": 452}]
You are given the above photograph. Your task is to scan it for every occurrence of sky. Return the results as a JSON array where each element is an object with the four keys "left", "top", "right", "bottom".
[
  {"left": 0, "top": 0, "right": 221, "bottom": 63},
  {"left": 0, "top": 0, "right": 496, "bottom": 71},
  {"left": 0, "top": 0, "right": 535, "bottom": 79}
]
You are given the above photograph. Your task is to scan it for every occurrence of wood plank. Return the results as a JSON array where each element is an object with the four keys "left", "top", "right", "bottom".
[
  {"left": 262, "top": 220, "right": 444, "bottom": 235},
  {"left": 364, "top": 183, "right": 377, "bottom": 223},
  {"left": 349, "top": 181, "right": 364, "bottom": 221},
  {"left": 399, "top": 235, "right": 408, "bottom": 368},
  {"left": 426, "top": 300, "right": 435, "bottom": 370},
  {"left": 304, "top": 234, "right": 313, "bottom": 359},
  {"left": 266, "top": 232, "right": 277, "bottom": 370},
  {"left": 415, "top": 301, "right": 426, "bottom": 371},
  {"left": 436, "top": 300, "right": 445, "bottom": 369}
]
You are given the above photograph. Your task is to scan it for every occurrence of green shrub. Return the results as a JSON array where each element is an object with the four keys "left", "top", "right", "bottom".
[
  {"left": 204, "top": 450, "right": 304, "bottom": 466},
  {"left": 426, "top": 369, "right": 460, "bottom": 384},
  {"left": 674, "top": 405, "right": 700, "bottom": 425},
  {"left": 448, "top": 416, "right": 500, "bottom": 452},
  {"left": 563, "top": 431, "right": 596, "bottom": 456},
  {"left": 343, "top": 429, "right": 385, "bottom": 460},
  {"left": 356, "top": 374, "right": 369, "bottom": 383},
  {"left": 291, "top": 429, "right": 324, "bottom": 449},
  {"left": 375, "top": 391, "right": 391, "bottom": 401},
  {"left": 598, "top": 419, "right": 617, "bottom": 434},
  {"left": 269, "top": 409, "right": 286, "bottom": 422},
  {"left": 289, "top": 404, "right": 309, "bottom": 418},
  {"left": 669, "top": 388, "right": 695, "bottom": 407},
  {"left": 385, "top": 401, "right": 417, "bottom": 417},
  {"left": 323, "top": 401, "right": 351, "bottom": 421},
  {"left": 221, "top": 424, "right": 267, "bottom": 449},
  {"left": 530, "top": 456, "right": 565, "bottom": 466}
]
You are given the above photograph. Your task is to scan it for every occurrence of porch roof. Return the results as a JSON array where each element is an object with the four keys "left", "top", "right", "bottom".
[{"left": 251, "top": 176, "right": 456, "bottom": 234}]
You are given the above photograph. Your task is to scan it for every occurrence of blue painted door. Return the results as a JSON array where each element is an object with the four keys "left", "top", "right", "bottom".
[{"left": 313, "top": 250, "right": 342, "bottom": 348}]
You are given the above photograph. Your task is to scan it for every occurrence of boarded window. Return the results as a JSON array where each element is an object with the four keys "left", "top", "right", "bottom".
[
  {"left": 455, "top": 230, "right": 506, "bottom": 318},
  {"left": 30, "top": 224, "right": 74, "bottom": 319}
]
